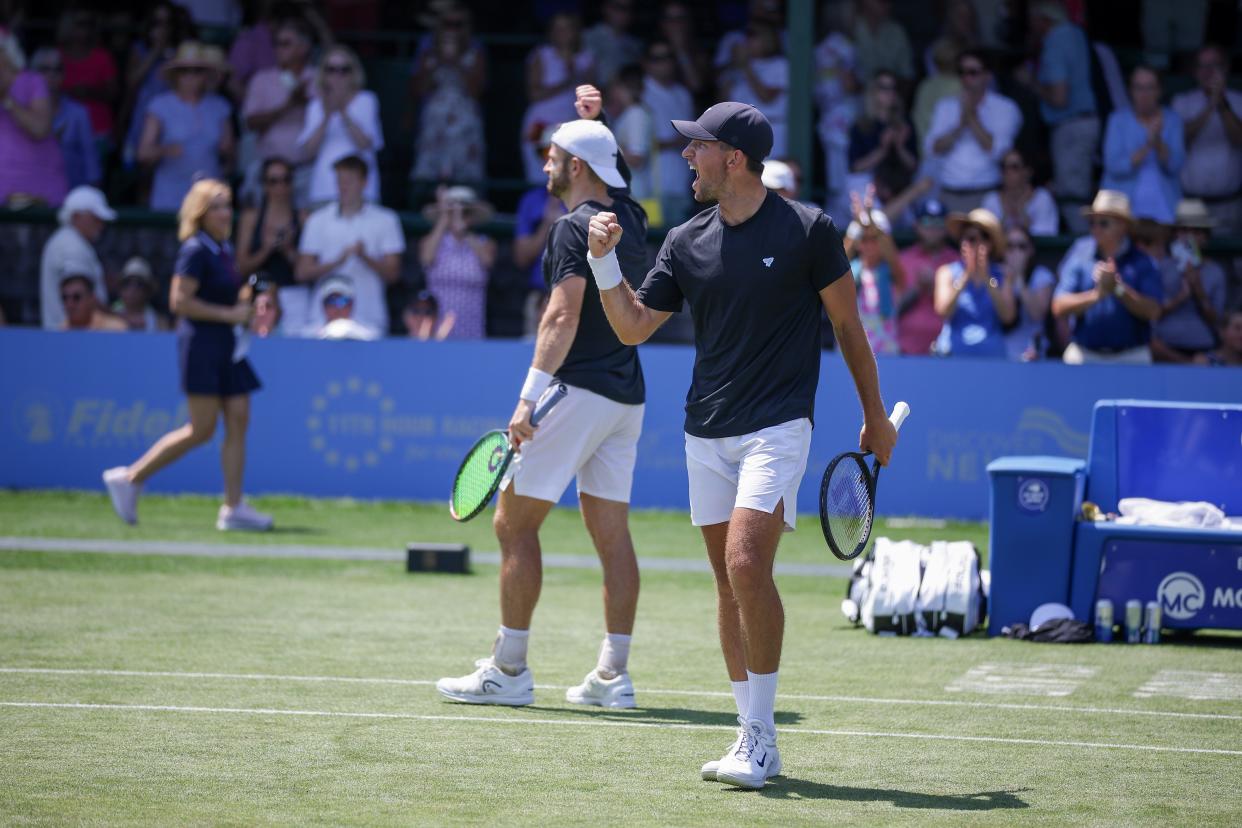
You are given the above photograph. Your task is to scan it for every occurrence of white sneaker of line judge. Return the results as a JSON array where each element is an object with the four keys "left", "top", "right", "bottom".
[
  {"left": 216, "top": 500, "right": 274, "bottom": 532},
  {"left": 102, "top": 467, "right": 140, "bottom": 525},
  {"left": 713, "top": 717, "right": 782, "bottom": 789}
]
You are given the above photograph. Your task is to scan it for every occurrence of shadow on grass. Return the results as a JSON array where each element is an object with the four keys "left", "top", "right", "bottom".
[
  {"left": 739, "top": 779, "right": 1031, "bottom": 810},
  {"left": 532, "top": 705, "right": 803, "bottom": 727}
]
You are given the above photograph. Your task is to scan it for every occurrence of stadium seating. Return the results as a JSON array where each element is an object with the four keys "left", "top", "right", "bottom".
[{"left": 988, "top": 400, "right": 1242, "bottom": 636}]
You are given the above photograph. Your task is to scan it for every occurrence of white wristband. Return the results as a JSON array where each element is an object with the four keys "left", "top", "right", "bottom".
[
  {"left": 587, "top": 249, "right": 624, "bottom": 291},
  {"left": 520, "top": 367, "right": 553, "bottom": 402}
]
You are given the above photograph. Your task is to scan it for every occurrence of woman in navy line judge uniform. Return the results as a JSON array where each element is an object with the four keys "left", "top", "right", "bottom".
[{"left": 103, "top": 178, "right": 274, "bottom": 531}]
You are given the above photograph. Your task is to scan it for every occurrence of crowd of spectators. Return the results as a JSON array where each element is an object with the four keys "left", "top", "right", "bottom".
[{"left": 0, "top": 0, "right": 1239, "bottom": 366}]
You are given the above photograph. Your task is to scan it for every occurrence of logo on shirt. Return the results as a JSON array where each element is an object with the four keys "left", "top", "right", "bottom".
[{"left": 762, "top": 257, "right": 774, "bottom": 268}]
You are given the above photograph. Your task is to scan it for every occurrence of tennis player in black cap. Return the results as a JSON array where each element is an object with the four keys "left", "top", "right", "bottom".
[{"left": 586, "top": 102, "right": 899, "bottom": 788}]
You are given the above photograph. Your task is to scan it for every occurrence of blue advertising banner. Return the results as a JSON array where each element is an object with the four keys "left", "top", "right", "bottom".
[
  {"left": 2, "top": 328, "right": 1239, "bottom": 518},
  {"left": 1098, "top": 540, "right": 1242, "bottom": 629}
]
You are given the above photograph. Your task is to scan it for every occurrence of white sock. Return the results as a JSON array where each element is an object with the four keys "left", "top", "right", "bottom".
[
  {"left": 597, "top": 632, "right": 631, "bottom": 677},
  {"left": 493, "top": 626, "right": 529, "bottom": 674},
  {"left": 730, "top": 679, "right": 750, "bottom": 719},
  {"left": 746, "top": 670, "right": 779, "bottom": 734}
]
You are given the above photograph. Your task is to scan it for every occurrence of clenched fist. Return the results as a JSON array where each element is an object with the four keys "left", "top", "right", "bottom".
[{"left": 588, "top": 212, "right": 623, "bottom": 258}]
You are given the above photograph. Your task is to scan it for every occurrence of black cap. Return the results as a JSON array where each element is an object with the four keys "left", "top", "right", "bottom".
[{"left": 671, "top": 102, "right": 773, "bottom": 163}]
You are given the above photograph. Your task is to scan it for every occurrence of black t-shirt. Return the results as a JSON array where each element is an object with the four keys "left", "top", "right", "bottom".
[
  {"left": 635, "top": 191, "right": 849, "bottom": 438},
  {"left": 542, "top": 195, "right": 649, "bottom": 405}
]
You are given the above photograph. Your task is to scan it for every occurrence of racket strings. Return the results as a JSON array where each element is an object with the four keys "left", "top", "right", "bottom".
[
  {"left": 826, "top": 460, "right": 873, "bottom": 553},
  {"left": 451, "top": 433, "right": 510, "bottom": 518}
]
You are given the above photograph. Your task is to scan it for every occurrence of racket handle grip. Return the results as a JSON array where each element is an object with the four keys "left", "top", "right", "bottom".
[
  {"left": 530, "top": 382, "right": 568, "bottom": 426},
  {"left": 889, "top": 401, "right": 911, "bottom": 431}
]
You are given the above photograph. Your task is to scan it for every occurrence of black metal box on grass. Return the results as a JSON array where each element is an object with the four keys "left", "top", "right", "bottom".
[{"left": 406, "top": 543, "right": 471, "bottom": 573}]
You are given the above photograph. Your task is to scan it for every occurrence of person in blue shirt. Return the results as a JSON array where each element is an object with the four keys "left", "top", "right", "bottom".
[
  {"left": 1101, "top": 66, "right": 1185, "bottom": 224},
  {"left": 1026, "top": 1, "right": 1098, "bottom": 234},
  {"left": 1052, "top": 190, "right": 1164, "bottom": 363},
  {"left": 933, "top": 207, "right": 1016, "bottom": 358},
  {"left": 30, "top": 48, "right": 100, "bottom": 189},
  {"left": 103, "top": 179, "right": 273, "bottom": 532}
]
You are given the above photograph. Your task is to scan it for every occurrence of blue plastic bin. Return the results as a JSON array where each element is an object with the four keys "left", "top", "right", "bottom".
[{"left": 986, "top": 456, "right": 1086, "bottom": 636}]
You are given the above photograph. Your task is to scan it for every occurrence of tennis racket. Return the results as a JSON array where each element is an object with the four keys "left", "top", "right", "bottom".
[
  {"left": 819, "top": 401, "right": 911, "bottom": 561},
  {"left": 449, "top": 383, "right": 569, "bottom": 522}
]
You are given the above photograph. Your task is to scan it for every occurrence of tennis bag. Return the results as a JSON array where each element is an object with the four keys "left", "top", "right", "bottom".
[
  {"left": 917, "top": 541, "right": 985, "bottom": 637},
  {"left": 842, "top": 537, "right": 987, "bottom": 636},
  {"left": 859, "top": 538, "right": 924, "bottom": 635}
]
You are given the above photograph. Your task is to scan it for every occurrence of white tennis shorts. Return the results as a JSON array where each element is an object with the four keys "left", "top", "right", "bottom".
[
  {"left": 685, "top": 418, "right": 813, "bottom": 530},
  {"left": 501, "top": 384, "right": 644, "bottom": 504}
]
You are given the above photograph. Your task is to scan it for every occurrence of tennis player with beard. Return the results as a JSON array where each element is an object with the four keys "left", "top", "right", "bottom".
[
  {"left": 437, "top": 120, "right": 651, "bottom": 709},
  {"left": 587, "top": 103, "right": 899, "bottom": 788}
]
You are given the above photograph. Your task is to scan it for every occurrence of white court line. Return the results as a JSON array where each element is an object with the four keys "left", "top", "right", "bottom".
[
  {"left": 3, "top": 667, "right": 1241, "bottom": 722},
  {"left": 2, "top": 701, "right": 1240, "bottom": 758}
]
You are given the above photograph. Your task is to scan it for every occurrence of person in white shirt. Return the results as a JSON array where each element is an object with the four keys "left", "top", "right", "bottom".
[
  {"left": 296, "top": 155, "right": 404, "bottom": 337},
  {"left": 39, "top": 186, "right": 116, "bottom": 330},
  {"left": 608, "top": 65, "right": 652, "bottom": 200},
  {"left": 981, "top": 148, "right": 1059, "bottom": 235},
  {"left": 925, "top": 49, "right": 1022, "bottom": 214},
  {"left": 1171, "top": 44, "right": 1242, "bottom": 235},
  {"left": 296, "top": 45, "right": 383, "bottom": 206},
  {"left": 723, "top": 22, "right": 789, "bottom": 157},
  {"left": 641, "top": 40, "right": 694, "bottom": 224},
  {"left": 314, "top": 274, "right": 380, "bottom": 341},
  {"left": 814, "top": 0, "right": 862, "bottom": 221}
]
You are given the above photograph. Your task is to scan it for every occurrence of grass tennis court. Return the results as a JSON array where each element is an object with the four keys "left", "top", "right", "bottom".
[{"left": 3, "top": 491, "right": 1241, "bottom": 825}]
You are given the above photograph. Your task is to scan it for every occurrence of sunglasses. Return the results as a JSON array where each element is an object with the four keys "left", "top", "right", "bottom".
[
  {"left": 1090, "top": 218, "right": 1114, "bottom": 230},
  {"left": 874, "top": 82, "right": 897, "bottom": 92},
  {"left": 179, "top": 66, "right": 209, "bottom": 75},
  {"left": 324, "top": 64, "right": 352, "bottom": 74},
  {"left": 959, "top": 66, "right": 984, "bottom": 77},
  {"left": 265, "top": 174, "right": 292, "bottom": 185},
  {"left": 60, "top": 291, "right": 88, "bottom": 303},
  {"left": 961, "top": 232, "right": 986, "bottom": 244},
  {"left": 1002, "top": 161, "right": 1025, "bottom": 170},
  {"left": 1008, "top": 240, "right": 1032, "bottom": 251},
  {"left": 324, "top": 294, "right": 353, "bottom": 308},
  {"left": 648, "top": 52, "right": 673, "bottom": 61}
]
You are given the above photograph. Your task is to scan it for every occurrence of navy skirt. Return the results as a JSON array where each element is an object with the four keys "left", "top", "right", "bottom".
[{"left": 178, "top": 332, "right": 262, "bottom": 397}]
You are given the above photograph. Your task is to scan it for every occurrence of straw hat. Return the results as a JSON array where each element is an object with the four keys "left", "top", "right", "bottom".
[
  {"left": 1079, "top": 190, "right": 1133, "bottom": 223},
  {"left": 1173, "top": 199, "right": 1215, "bottom": 230},
  {"left": 946, "top": 208, "right": 1006, "bottom": 254},
  {"left": 159, "top": 41, "right": 228, "bottom": 85},
  {"left": 422, "top": 186, "right": 495, "bottom": 225}
]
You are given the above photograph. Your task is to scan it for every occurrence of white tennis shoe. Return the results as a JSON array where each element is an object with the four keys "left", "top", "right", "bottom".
[
  {"left": 565, "top": 668, "right": 636, "bottom": 709},
  {"left": 102, "top": 467, "right": 140, "bottom": 525},
  {"left": 217, "top": 500, "right": 274, "bottom": 532},
  {"left": 700, "top": 724, "right": 746, "bottom": 781},
  {"left": 713, "top": 717, "right": 781, "bottom": 789},
  {"left": 436, "top": 658, "right": 534, "bottom": 706}
]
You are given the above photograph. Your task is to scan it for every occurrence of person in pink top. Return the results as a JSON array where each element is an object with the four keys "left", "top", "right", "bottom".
[
  {"left": 0, "top": 32, "right": 68, "bottom": 206},
  {"left": 896, "top": 198, "right": 957, "bottom": 355},
  {"left": 57, "top": 10, "right": 118, "bottom": 140}
]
